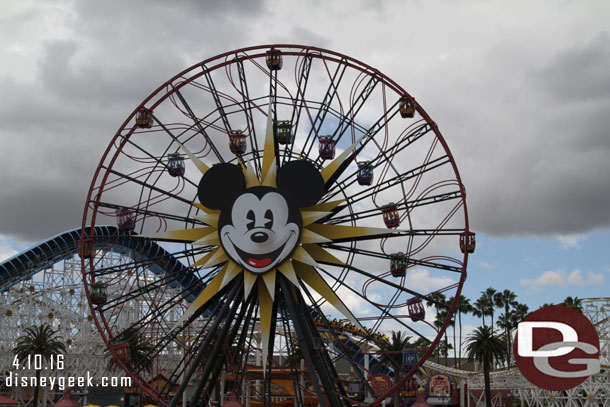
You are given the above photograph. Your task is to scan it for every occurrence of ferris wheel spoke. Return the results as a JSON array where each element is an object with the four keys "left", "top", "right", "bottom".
[
  {"left": 200, "top": 293, "right": 257, "bottom": 404},
  {"left": 327, "top": 155, "right": 451, "bottom": 207},
  {"left": 319, "top": 104, "right": 403, "bottom": 189},
  {"left": 323, "top": 243, "right": 463, "bottom": 273},
  {"left": 323, "top": 122, "right": 434, "bottom": 200},
  {"left": 313, "top": 74, "right": 380, "bottom": 169},
  {"left": 202, "top": 67, "right": 233, "bottom": 137},
  {"left": 171, "top": 85, "right": 225, "bottom": 163},
  {"left": 298, "top": 280, "right": 377, "bottom": 396},
  {"left": 326, "top": 190, "right": 463, "bottom": 225},
  {"left": 278, "top": 276, "right": 345, "bottom": 407},
  {"left": 314, "top": 266, "right": 430, "bottom": 343},
  {"left": 189, "top": 281, "right": 247, "bottom": 406},
  {"left": 300, "top": 59, "right": 348, "bottom": 162},
  {"left": 100, "top": 167, "right": 195, "bottom": 207},
  {"left": 269, "top": 69, "right": 282, "bottom": 170},
  {"left": 167, "top": 280, "right": 242, "bottom": 407},
  {"left": 235, "top": 59, "right": 262, "bottom": 176},
  {"left": 283, "top": 52, "right": 313, "bottom": 166}
]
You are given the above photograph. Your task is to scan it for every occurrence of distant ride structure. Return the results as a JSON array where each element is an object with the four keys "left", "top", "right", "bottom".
[{"left": 80, "top": 44, "right": 472, "bottom": 406}]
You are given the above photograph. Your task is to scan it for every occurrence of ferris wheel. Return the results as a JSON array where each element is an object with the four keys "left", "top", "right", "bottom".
[{"left": 81, "top": 44, "right": 473, "bottom": 407}]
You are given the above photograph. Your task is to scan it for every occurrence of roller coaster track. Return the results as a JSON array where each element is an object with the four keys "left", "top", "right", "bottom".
[{"left": 0, "top": 226, "right": 202, "bottom": 302}]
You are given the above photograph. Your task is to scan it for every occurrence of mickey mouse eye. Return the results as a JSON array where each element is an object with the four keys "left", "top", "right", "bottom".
[
  {"left": 264, "top": 209, "right": 273, "bottom": 229},
  {"left": 246, "top": 210, "right": 255, "bottom": 231}
]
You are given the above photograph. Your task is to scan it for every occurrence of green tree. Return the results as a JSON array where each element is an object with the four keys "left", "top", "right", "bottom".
[
  {"left": 464, "top": 326, "right": 507, "bottom": 407},
  {"left": 493, "top": 290, "right": 518, "bottom": 359},
  {"left": 13, "top": 325, "right": 66, "bottom": 407},
  {"left": 482, "top": 287, "right": 498, "bottom": 327},
  {"left": 105, "top": 327, "right": 153, "bottom": 374},
  {"left": 377, "top": 331, "right": 412, "bottom": 407},
  {"left": 561, "top": 296, "right": 583, "bottom": 312},
  {"left": 472, "top": 296, "right": 491, "bottom": 327},
  {"left": 455, "top": 295, "right": 472, "bottom": 367}
]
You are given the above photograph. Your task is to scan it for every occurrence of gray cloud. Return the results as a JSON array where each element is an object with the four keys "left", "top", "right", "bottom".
[{"left": 1, "top": 0, "right": 610, "bottom": 243}]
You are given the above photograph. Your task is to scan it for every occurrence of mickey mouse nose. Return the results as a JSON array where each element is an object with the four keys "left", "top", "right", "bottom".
[{"left": 251, "top": 231, "right": 269, "bottom": 243}]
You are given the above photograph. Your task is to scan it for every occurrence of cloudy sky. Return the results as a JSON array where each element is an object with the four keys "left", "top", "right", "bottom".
[{"left": 1, "top": 0, "right": 609, "bottom": 332}]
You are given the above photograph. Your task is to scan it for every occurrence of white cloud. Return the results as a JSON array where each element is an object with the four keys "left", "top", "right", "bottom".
[
  {"left": 478, "top": 261, "right": 494, "bottom": 270},
  {"left": 0, "top": 235, "right": 17, "bottom": 262},
  {"left": 405, "top": 269, "right": 456, "bottom": 293},
  {"left": 521, "top": 268, "right": 605, "bottom": 290},
  {"left": 557, "top": 233, "right": 587, "bottom": 249}
]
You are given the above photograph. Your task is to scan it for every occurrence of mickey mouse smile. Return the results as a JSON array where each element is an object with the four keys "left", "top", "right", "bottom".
[
  {"left": 227, "top": 233, "right": 294, "bottom": 269},
  {"left": 218, "top": 187, "right": 301, "bottom": 274}
]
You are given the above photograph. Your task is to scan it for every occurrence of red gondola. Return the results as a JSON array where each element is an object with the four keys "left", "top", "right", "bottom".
[
  {"left": 135, "top": 108, "right": 153, "bottom": 128},
  {"left": 459, "top": 231, "right": 476, "bottom": 253},
  {"left": 277, "top": 121, "right": 293, "bottom": 144},
  {"left": 357, "top": 161, "right": 373, "bottom": 185},
  {"left": 266, "top": 48, "right": 283, "bottom": 70},
  {"left": 167, "top": 153, "right": 185, "bottom": 177},
  {"left": 399, "top": 95, "right": 415, "bottom": 118},
  {"left": 318, "top": 136, "right": 336, "bottom": 160},
  {"left": 90, "top": 283, "right": 107, "bottom": 305},
  {"left": 78, "top": 238, "right": 94, "bottom": 259},
  {"left": 116, "top": 209, "right": 135, "bottom": 231},
  {"left": 390, "top": 252, "right": 406, "bottom": 277},
  {"left": 407, "top": 297, "right": 425, "bottom": 321},
  {"left": 112, "top": 342, "right": 131, "bottom": 364},
  {"left": 229, "top": 131, "right": 247, "bottom": 155},
  {"left": 381, "top": 203, "right": 400, "bottom": 228}
]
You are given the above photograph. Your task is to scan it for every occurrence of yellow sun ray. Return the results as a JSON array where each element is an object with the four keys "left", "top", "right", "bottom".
[
  {"left": 302, "top": 244, "right": 346, "bottom": 266},
  {"left": 262, "top": 270, "right": 277, "bottom": 301},
  {"left": 293, "top": 262, "right": 364, "bottom": 331},
  {"left": 192, "top": 202, "right": 220, "bottom": 214},
  {"left": 292, "top": 246, "right": 318, "bottom": 267},
  {"left": 172, "top": 264, "right": 227, "bottom": 329},
  {"left": 319, "top": 132, "right": 368, "bottom": 184},
  {"left": 300, "top": 211, "right": 332, "bottom": 226},
  {"left": 302, "top": 199, "right": 345, "bottom": 213},
  {"left": 277, "top": 261, "right": 300, "bottom": 286},
  {"left": 193, "top": 247, "right": 228, "bottom": 268},
  {"left": 245, "top": 162, "right": 260, "bottom": 188},
  {"left": 258, "top": 281, "right": 274, "bottom": 374},
  {"left": 300, "top": 229, "right": 332, "bottom": 244},
  {"left": 307, "top": 224, "right": 395, "bottom": 241},
  {"left": 243, "top": 271, "right": 258, "bottom": 300},
  {"left": 220, "top": 261, "right": 242, "bottom": 290},
  {"left": 261, "top": 160, "right": 277, "bottom": 188},
  {"left": 261, "top": 103, "right": 276, "bottom": 182},
  {"left": 195, "top": 212, "right": 219, "bottom": 228},
  {"left": 137, "top": 227, "right": 214, "bottom": 242},
  {"left": 192, "top": 232, "right": 220, "bottom": 246},
  {"left": 176, "top": 141, "right": 209, "bottom": 175}
]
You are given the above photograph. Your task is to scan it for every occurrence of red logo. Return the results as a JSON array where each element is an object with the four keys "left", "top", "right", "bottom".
[{"left": 514, "top": 305, "right": 600, "bottom": 391}]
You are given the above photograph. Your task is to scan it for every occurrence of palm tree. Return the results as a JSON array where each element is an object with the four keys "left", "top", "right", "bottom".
[
  {"left": 482, "top": 288, "right": 497, "bottom": 326},
  {"left": 561, "top": 296, "right": 583, "bottom": 312},
  {"left": 105, "top": 327, "right": 154, "bottom": 407},
  {"left": 493, "top": 290, "right": 517, "bottom": 359},
  {"left": 455, "top": 295, "right": 472, "bottom": 367},
  {"left": 105, "top": 327, "right": 153, "bottom": 374},
  {"left": 464, "top": 326, "right": 507, "bottom": 407},
  {"left": 13, "top": 324, "right": 66, "bottom": 407},
  {"left": 377, "top": 331, "right": 412, "bottom": 407},
  {"left": 472, "top": 296, "right": 491, "bottom": 326}
]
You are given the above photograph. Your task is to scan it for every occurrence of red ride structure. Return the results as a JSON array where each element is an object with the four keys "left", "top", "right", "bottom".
[{"left": 80, "top": 45, "right": 472, "bottom": 407}]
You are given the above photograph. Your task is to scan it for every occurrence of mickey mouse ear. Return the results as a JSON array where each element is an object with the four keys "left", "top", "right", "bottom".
[
  {"left": 277, "top": 161, "right": 326, "bottom": 207},
  {"left": 198, "top": 163, "right": 245, "bottom": 210}
]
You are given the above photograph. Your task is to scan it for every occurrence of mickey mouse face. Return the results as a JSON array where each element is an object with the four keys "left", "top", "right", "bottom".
[
  {"left": 219, "top": 187, "right": 301, "bottom": 274},
  {"left": 198, "top": 161, "right": 325, "bottom": 274}
]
